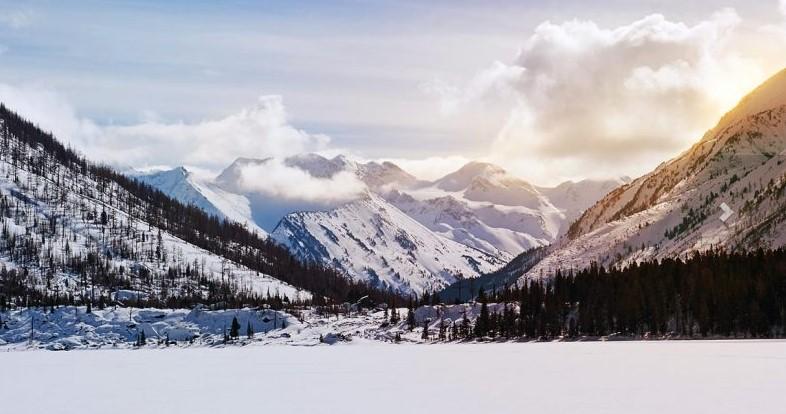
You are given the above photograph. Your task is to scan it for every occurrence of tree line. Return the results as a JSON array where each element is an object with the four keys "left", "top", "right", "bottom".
[{"left": 405, "top": 248, "right": 786, "bottom": 341}]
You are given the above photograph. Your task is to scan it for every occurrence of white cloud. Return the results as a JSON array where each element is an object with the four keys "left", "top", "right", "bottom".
[
  {"left": 0, "top": 83, "right": 103, "bottom": 147},
  {"left": 423, "top": 62, "right": 523, "bottom": 115},
  {"left": 0, "top": 84, "right": 330, "bottom": 171},
  {"left": 0, "top": 83, "right": 361, "bottom": 204},
  {"left": 437, "top": 9, "right": 773, "bottom": 183},
  {"left": 763, "top": 0, "right": 786, "bottom": 38},
  {"left": 0, "top": 8, "right": 33, "bottom": 28},
  {"left": 100, "top": 95, "right": 330, "bottom": 169},
  {"left": 234, "top": 158, "right": 365, "bottom": 203}
]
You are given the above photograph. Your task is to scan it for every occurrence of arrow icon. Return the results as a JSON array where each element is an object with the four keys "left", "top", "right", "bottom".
[{"left": 719, "top": 202, "right": 734, "bottom": 222}]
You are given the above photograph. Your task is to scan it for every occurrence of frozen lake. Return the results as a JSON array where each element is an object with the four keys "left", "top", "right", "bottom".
[{"left": 2, "top": 340, "right": 785, "bottom": 414}]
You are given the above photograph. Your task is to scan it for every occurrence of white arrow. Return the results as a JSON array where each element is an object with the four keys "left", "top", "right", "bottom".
[{"left": 719, "top": 202, "right": 734, "bottom": 222}]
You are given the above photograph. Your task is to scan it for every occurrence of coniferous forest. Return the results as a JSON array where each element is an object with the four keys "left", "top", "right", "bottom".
[{"left": 414, "top": 249, "right": 786, "bottom": 341}]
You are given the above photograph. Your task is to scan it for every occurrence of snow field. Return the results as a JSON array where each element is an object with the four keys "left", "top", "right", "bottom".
[{"left": 1, "top": 340, "right": 784, "bottom": 414}]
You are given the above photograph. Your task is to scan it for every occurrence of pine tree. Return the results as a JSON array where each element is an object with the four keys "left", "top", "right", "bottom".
[
  {"left": 246, "top": 321, "right": 254, "bottom": 339},
  {"left": 474, "top": 291, "right": 490, "bottom": 338},
  {"left": 230, "top": 316, "right": 240, "bottom": 339},
  {"left": 461, "top": 311, "right": 471, "bottom": 338},
  {"left": 389, "top": 299, "right": 399, "bottom": 323},
  {"left": 421, "top": 320, "right": 429, "bottom": 340},
  {"left": 406, "top": 303, "right": 416, "bottom": 331}
]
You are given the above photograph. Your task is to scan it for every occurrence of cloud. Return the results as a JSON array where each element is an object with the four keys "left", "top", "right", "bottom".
[
  {"left": 763, "top": 0, "right": 786, "bottom": 38},
  {"left": 99, "top": 96, "right": 330, "bottom": 169},
  {"left": 0, "top": 83, "right": 103, "bottom": 146},
  {"left": 0, "top": 8, "right": 33, "bottom": 29},
  {"left": 438, "top": 9, "right": 771, "bottom": 183},
  {"left": 423, "top": 62, "right": 523, "bottom": 115},
  {"left": 0, "top": 84, "right": 330, "bottom": 171},
  {"left": 233, "top": 158, "right": 366, "bottom": 204}
]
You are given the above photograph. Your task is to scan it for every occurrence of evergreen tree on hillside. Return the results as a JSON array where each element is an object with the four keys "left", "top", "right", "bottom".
[
  {"left": 406, "top": 302, "right": 416, "bottom": 331},
  {"left": 389, "top": 301, "right": 400, "bottom": 324},
  {"left": 246, "top": 321, "right": 254, "bottom": 339},
  {"left": 474, "top": 291, "right": 490, "bottom": 338},
  {"left": 461, "top": 310, "right": 471, "bottom": 339},
  {"left": 230, "top": 316, "right": 240, "bottom": 339}
]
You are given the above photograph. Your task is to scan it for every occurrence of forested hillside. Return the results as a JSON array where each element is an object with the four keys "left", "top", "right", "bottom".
[
  {"left": 457, "top": 249, "right": 786, "bottom": 339},
  {"left": 0, "top": 104, "right": 396, "bottom": 309}
]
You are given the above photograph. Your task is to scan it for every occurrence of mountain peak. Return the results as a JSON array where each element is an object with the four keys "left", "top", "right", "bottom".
[
  {"left": 457, "top": 161, "right": 506, "bottom": 176},
  {"left": 434, "top": 161, "right": 508, "bottom": 192},
  {"left": 283, "top": 153, "right": 351, "bottom": 178},
  {"left": 215, "top": 157, "right": 271, "bottom": 188},
  {"left": 715, "top": 67, "right": 786, "bottom": 131}
]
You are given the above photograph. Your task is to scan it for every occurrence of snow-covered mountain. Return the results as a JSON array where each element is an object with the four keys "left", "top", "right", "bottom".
[
  {"left": 271, "top": 192, "right": 505, "bottom": 294},
  {"left": 134, "top": 166, "right": 266, "bottom": 237},
  {"left": 515, "top": 68, "right": 786, "bottom": 282},
  {"left": 0, "top": 106, "right": 312, "bottom": 307},
  {"left": 136, "top": 153, "right": 621, "bottom": 294},
  {"left": 537, "top": 177, "right": 631, "bottom": 224},
  {"left": 382, "top": 162, "right": 626, "bottom": 259}
]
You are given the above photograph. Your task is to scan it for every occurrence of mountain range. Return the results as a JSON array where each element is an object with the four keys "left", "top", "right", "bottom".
[
  {"left": 137, "top": 154, "right": 625, "bottom": 294},
  {"left": 2, "top": 67, "right": 786, "bottom": 304}
]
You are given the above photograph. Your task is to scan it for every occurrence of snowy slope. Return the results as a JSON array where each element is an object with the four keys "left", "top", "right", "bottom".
[
  {"left": 134, "top": 167, "right": 267, "bottom": 237},
  {"left": 537, "top": 177, "right": 631, "bottom": 224},
  {"left": 383, "top": 162, "right": 622, "bottom": 258},
  {"left": 0, "top": 111, "right": 309, "bottom": 305},
  {"left": 517, "top": 68, "right": 786, "bottom": 282},
  {"left": 271, "top": 192, "right": 505, "bottom": 294}
]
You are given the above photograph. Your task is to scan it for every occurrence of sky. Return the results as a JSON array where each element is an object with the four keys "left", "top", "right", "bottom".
[{"left": 1, "top": 0, "right": 786, "bottom": 185}]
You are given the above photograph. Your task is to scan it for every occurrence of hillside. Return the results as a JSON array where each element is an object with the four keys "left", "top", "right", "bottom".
[
  {"left": 134, "top": 166, "right": 266, "bottom": 237},
  {"left": 0, "top": 105, "right": 393, "bottom": 309},
  {"left": 271, "top": 193, "right": 505, "bottom": 294},
  {"left": 384, "top": 163, "right": 625, "bottom": 258},
  {"left": 515, "top": 68, "right": 786, "bottom": 282}
]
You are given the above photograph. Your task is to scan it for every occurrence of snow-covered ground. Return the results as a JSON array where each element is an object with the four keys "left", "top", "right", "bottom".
[
  {"left": 1, "top": 340, "right": 784, "bottom": 414},
  {"left": 0, "top": 304, "right": 507, "bottom": 350}
]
